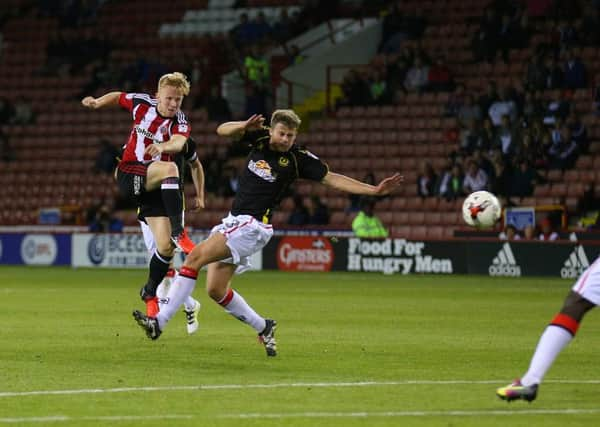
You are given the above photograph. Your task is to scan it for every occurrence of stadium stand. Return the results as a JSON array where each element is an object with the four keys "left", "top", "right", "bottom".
[{"left": 1, "top": 0, "right": 599, "bottom": 240}]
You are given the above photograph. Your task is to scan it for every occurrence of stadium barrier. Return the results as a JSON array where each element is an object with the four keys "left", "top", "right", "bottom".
[
  {"left": 0, "top": 233, "right": 597, "bottom": 278},
  {"left": 262, "top": 236, "right": 599, "bottom": 279}
]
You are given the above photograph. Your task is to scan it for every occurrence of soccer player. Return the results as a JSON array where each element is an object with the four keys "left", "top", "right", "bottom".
[
  {"left": 139, "top": 136, "right": 204, "bottom": 332},
  {"left": 82, "top": 72, "right": 196, "bottom": 316},
  {"left": 133, "top": 110, "right": 403, "bottom": 356},
  {"left": 496, "top": 263, "right": 599, "bottom": 401}
]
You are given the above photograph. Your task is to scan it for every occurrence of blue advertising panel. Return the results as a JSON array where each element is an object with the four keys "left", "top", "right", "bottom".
[{"left": 0, "top": 233, "right": 71, "bottom": 265}]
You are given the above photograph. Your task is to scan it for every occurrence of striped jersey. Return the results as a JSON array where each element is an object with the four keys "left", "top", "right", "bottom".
[{"left": 117, "top": 92, "right": 191, "bottom": 165}]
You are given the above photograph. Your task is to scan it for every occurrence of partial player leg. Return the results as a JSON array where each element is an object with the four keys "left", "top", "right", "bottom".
[
  {"left": 207, "top": 262, "right": 276, "bottom": 356},
  {"left": 497, "top": 290, "right": 595, "bottom": 402},
  {"left": 146, "top": 161, "right": 194, "bottom": 253}
]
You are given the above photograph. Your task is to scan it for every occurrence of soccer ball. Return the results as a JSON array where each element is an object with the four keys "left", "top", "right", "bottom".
[{"left": 462, "top": 191, "right": 502, "bottom": 228}]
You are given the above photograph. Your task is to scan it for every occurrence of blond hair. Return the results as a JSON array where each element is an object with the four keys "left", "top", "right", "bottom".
[
  {"left": 158, "top": 72, "right": 190, "bottom": 96},
  {"left": 270, "top": 109, "right": 301, "bottom": 129}
]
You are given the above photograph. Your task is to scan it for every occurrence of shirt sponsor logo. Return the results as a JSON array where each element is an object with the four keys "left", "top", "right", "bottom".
[
  {"left": 20, "top": 234, "right": 57, "bottom": 265},
  {"left": 277, "top": 237, "right": 334, "bottom": 271},
  {"left": 561, "top": 245, "right": 589, "bottom": 279},
  {"left": 248, "top": 159, "right": 276, "bottom": 182},
  {"left": 489, "top": 243, "right": 521, "bottom": 276},
  {"left": 134, "top": 124, "right": 158, "bottom": 141}
]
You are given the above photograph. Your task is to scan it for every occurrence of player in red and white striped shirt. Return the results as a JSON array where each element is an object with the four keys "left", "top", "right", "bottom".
[{"left": 82, "top": 72, "right": 196, "bottom": 315}]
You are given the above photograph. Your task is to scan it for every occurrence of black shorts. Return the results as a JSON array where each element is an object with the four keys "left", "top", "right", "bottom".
[
  {"left": 116, "top": 162, "right": 147, "bottom": 199},
  {"left": 138, "top": 189, "right": 168, "bottom": 221}
]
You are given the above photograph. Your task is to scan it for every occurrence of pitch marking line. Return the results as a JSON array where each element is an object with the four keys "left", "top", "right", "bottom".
[
  {"left": 2, "top": 409, "right": 600, "bottom": 423},
  {"left": 1, "top": 379, "right": 599, "bottom": 398}
]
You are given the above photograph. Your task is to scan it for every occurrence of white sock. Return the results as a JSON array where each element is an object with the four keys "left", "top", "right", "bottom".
[
  {"left": 521, "top": 325, "right": 573, "bottom": 386},
  {"left": 218, "top": 289, "right": 266, "bottom": 333},
  {"left": 184, "top": 296, "right": 199, "bottom": 311},
  {"left": 156, "top": 271, "right": 197, "bottom": 330}
]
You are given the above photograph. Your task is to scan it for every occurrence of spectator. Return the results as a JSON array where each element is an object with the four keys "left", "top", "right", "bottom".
[
  {"left": 10, "top": 96, "right": 35, "bottom": 125},
  {"left": 93, "top": 138, "right": 119, "bottom": 175},
  {"left": 403, "top": 55, "right": 429, "bottom": 93},
  {"left": 307, "top": 195, "right": 329, "bottom": 225},
  {"left": 547, "top": 125, "right": 578, "bottom": 169},
  {"left": 337, "top": 68, "right": 371, "bottom": 108},
  {"left": 445, "top": 83, "right": 466, "bottom": 117},
  {"left": 544, "top": 55, "right": 564, "bottom": 90},
  {"left": 524, "top": 53, "right": 549, "bottom": 91},
  {"left": 352, "top": 199, "right": 389, "bottom": 238},
  {"left": 427, "top": 53, "right": 453, "bottom": 92},
  {"left": 538, "top": 217, "right": 559, "bottom": 241},
  {"left": 478, "top": 80, "right": 499, "bottom": 116},
  {"left": 457, "top": 94, "right": 483, "bottom": 128},
  {"left": 417, "top": 161, "right": 437, "bottom": 197},
  {"left": 0, "top": 97, "right": 14, "bottom": 124},
  {"left": 368, "top": 69, "right": 390, "bottom": 105},
  {"left": 287, "top": 194, "right": 310, "bottom": 226},
  {"left": 463, "top": 159, "right": 489, "bottom": 193},
  {"left": 499, "top": 224, "right": 521, "bottom": 240},
  {"left": 492, "top": 114, "right": 520, "bottom": 158},
  {"left": 471, "top": 7, "right": 501, "bottom": 63},
  {"left": 566, "top": 111, "right": 588, "bottom": 153},
  {"left": 88, "top": 204, "right": 123, "bottom": 233},
  {"left": 0, "top": 130, "right": 15, "bottom": 162},
  {"left": 197, "top": 86, "right": 233, "bottom": 123},
  {"left": 522, "top": 223, "right": 536, "bottom": 240},
  {"left": 509, "top": 158, "right": 539, "bottom": 197},
  {"left": 437, "top": 163, "right": 464, "bottom": 200},
  {"left": 488, "top": 87, "right": 517, "bottom": 126},
  {"left": 563, "top": 49, "right": 587, "bottom": 90},
  {"left": 271, "top": 9, "right": 294, "bottom": 43}
]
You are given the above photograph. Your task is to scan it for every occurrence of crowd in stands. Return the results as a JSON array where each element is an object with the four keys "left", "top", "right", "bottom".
[{"left": 337, "top": 0, "right": 596, "bottom": 217}]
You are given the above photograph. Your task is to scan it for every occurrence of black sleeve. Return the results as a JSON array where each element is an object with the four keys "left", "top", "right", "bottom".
[
  {"left": 296, "top": 149, "right": 329, "bottom": 182},
  {"left": 184, "top": 137, "right": 198, "bottom": 163}
]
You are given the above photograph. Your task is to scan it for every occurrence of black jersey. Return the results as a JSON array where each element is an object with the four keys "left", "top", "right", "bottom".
[{"left": 230, "top": 128, "right": 328, "bottom": 223}]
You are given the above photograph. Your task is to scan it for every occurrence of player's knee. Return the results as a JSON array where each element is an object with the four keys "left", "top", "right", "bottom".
[
  {"left": 157, "top": 241, "right": 175, "bottom": 256},
  {"left": 163, "top": 162, "right": 179, "bottom": 178},
  {"left": 560, "top": 291, "right": 595, "bottom": 322},
  {"left": 207, "top": 286, "right": 226, "bottom": 302}
]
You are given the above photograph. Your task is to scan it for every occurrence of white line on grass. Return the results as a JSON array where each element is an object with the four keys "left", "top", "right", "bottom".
[
  {"left": 3, "top": 409, "right": 600, "bottom": 423},
  {"left": 0, "top": 415, "right": 192, "bottom": 424},
  {"left": 1, "top": 379, "right": 600, "bottom": 398},
  {"left": 222, "top": 409, "right": 600, "bottom": 419}
]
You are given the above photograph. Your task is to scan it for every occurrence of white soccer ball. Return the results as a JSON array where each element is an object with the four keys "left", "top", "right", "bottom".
[{"left": 462, "top": 191, "right": 502, "bottom": 228}]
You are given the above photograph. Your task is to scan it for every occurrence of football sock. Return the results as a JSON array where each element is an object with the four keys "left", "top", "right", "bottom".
[
  {"left": 184, "top": 296, "right": 198, "bottom": 312},
  {"left": 160, "top": 176, "right": 184, "bottom": 237},
  {"left": 521, "top": 314, "right": 579, "bottom": 386},
  {"left": 142, "top": 250, "right": 173, "bottom": 298},
  {"left": 156, "top": 266, "right": 197, "bottom": 329},
  {"left": 218, "top": 288, "right": 266, "bottom": 333}
]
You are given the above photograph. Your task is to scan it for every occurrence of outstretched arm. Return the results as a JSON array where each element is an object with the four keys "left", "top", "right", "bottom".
[
  {"left": 216, "top": 114, "right": 265, "bottom": 138},
  {"left": 144, "top": 134, "right": 187, "bottom": 156},
  {"left": 322, "top": 172, "right": 403, "bottom": 196},
  {"left": 188, "top": 158, "right": 205, "bottom": 212},
  {"left": 81, "top": 91, "right": 122, "bottom": 109}
]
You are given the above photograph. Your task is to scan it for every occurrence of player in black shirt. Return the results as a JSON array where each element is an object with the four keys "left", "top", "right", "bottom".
[{"left": 134, "top": 110, "right": 403, "bottom": 356}]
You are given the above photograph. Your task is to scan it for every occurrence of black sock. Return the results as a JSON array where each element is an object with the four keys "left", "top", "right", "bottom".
[
  {"left": 141, "top": 250, "right": 173, "bottom": 299},
  {"left": 160, "top": 176, "right": 183, "bottom": 237}
]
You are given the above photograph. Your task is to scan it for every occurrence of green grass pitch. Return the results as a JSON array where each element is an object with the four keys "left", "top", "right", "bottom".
[{"left": 1, "top": 266, "right": 599, "bottom": 426}]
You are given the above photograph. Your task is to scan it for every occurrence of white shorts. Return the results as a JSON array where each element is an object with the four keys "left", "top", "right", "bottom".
[
  {"left": 210, "top": 213, "right": 273, "bottom": 274},
  {"left": 140, "top": 220, "right": 156, "bottom": 255},
  {"left": 572, "top": 257, "right": 600, "bottom": 305}
]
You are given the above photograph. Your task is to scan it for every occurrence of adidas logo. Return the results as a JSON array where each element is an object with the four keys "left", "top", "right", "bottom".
[
  {"left": 489, "top": 243, "right": 522, "bottom": 277},
  {"left": 560, "top": 245, "right": 589, "bottom": 279}
]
